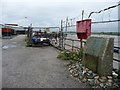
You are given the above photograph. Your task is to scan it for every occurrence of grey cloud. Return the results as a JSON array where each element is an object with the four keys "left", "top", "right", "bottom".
[{"left": 1, "top": 0, "right": 119, "bottom": 32}]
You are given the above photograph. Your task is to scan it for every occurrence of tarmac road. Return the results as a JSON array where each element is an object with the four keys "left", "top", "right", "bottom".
[{"left": 2, "top": 35, "right": 89, "bottom": 88}]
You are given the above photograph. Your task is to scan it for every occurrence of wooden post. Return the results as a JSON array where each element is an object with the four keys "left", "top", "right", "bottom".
[
  {"left": 119, "top": 63, "right": 120, "bottom": 79},
  {"left": 27, "top": 24, "right": 32, "bottom": 46},
  {"left": 72, "top": 40, "right": 74, "bottom": 51},
  {"left": 27, "top": 27, "right": 29, "bottom": 38},
  {"left": 80, "top": 39, "right": 82, "bottom": 48},
  {"left": 66, "top": 17, "right": 68, "bottom": 37},
  {"left": 59, "top": 20, "right": 63, "bottom": 50},
  {"left": 29, "top": 27, "right": 32, "bottom": 44}
]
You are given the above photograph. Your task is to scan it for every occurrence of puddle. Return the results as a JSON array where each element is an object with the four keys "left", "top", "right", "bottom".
[{"left": 2, "top": 44, "right": 17, "bottom": 49}]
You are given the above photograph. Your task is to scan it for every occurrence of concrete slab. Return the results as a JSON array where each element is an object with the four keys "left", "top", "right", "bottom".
[{"left": 83, "top": 37, "right": 114, "bottom": 76}]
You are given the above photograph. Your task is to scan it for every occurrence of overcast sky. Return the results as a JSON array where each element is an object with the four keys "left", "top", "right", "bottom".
[{"left": 0, "top": 0, "right": 119, "bottom": 32}]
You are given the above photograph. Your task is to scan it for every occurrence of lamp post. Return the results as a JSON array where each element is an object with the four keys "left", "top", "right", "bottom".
[
  {"left": 25, "top": 17, "right": 27, "bottom": 26},
  {"left": 24, "top": 17, "right": 28, "bottom": 34}
]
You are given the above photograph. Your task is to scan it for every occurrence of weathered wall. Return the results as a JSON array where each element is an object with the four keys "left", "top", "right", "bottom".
[{"left": 83, "top": 37, "right": 114, "bottom": 76}]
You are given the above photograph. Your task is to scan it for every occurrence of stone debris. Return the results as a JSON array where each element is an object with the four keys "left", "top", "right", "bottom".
[
  {"left": 73, "top": 73, "right": 79, "bottom": 77},
  {"left": 112, "top": 71, "right": 118, "bottom": 78},
  {"left": 82, "top": 78, "right": 87, "bottom": 83},
  {"left": 67, "top": 61, "right": 120, "bottom": 88},
  {"left": 108, "top": 79, "right": 113, "bottom": 83},
  {"left": 94, "top": 76, "right": 99, "bottom": 79},
  {"left": 99, "top": 76, "right": 107, "bottom": 83},
  {"left": 94, "top": 79, "right": 100, "bottom": 85},
  {"left": 68, "top": 68, "right": 71, "bottom": 70},
  {"left": 100, "top": 83, "right": 104, "bottom": 87},
  {"left": 71, "top": 65, "right": 76, "bottom": 69},
  {"left": 107, "top": 76, "right": 112, "bottom": 79}
]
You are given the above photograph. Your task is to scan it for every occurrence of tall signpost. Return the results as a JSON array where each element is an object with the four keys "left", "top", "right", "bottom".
[{"left": 80, "top": 10, "right": 84, "bottom": 48}]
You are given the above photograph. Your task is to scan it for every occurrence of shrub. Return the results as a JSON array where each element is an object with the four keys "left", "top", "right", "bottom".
[
  {"left": 57, "top": 51, "right": 70, "bottom": 60},
  {"left": 57, "top": 48, "right": 83, "bottom": 61},
  {"left": 25, "top": 37, "right": 32, "bottom": 47}
]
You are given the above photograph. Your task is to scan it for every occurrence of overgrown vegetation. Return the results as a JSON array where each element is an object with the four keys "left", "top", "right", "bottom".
[
  {"left": 57, "top": 48, "right": 83, "bottom": 62},
  {"left": 25, "top": 37, "right": 32, "bottom": 47}
]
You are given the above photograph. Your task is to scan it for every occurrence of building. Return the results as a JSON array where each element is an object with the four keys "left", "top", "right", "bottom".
[
  {"left": 12, "top": 26, "right": 26, "bottom": 34},
  {"left": 1, "top": 24, "right": 26, "bottom": 36},
  {"left": 2, "top": 24, "right": 15, "bottom": 36}
]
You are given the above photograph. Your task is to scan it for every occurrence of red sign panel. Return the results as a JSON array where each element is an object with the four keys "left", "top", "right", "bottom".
[
  {"left": 2, "top": 28, "right": 11, "bottom": 33},
  {"left": 76, "top": 19, "right": 91, "bottom": 39}
]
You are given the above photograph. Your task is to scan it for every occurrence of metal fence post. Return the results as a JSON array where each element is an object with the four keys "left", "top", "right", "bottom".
[
  {"left": 59, "top": 20, "right": 64, "bottom": 50},
  {"left": 72, "top": 40, "right": 74, "bottom": 51},
  {"left": 80, "top": 39, "right": 83, "bottom": 48}
]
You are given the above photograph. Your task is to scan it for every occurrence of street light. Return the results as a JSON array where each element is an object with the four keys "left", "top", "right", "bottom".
[
  {"left": 25, "top": 17, "right": 27, "bottom": 27},
  {"left": 24, "top": 17, "right": 28, "bottom": 33}
]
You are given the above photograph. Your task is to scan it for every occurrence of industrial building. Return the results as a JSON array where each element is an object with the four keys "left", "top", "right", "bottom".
[{"left": 1, "top": 24, "right": 26, "bottom": 37}]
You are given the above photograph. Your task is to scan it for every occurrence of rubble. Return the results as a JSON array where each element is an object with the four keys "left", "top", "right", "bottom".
[{"left": 67, "top": 61, "right": 120, "bottom": 88}]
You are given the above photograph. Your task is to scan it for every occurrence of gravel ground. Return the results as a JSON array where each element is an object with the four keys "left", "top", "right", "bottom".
[{"left": 2, "top": 35, "right": 90, "bottom": 88}]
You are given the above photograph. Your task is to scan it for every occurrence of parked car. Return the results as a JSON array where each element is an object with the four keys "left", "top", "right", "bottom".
[{"left": 32, "top": 32, "right": 51, "bottom": 45}]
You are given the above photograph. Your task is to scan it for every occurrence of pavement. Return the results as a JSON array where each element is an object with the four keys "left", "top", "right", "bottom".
[{"left": 2, "top": 35, "right": 90, "bottom": 88}]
